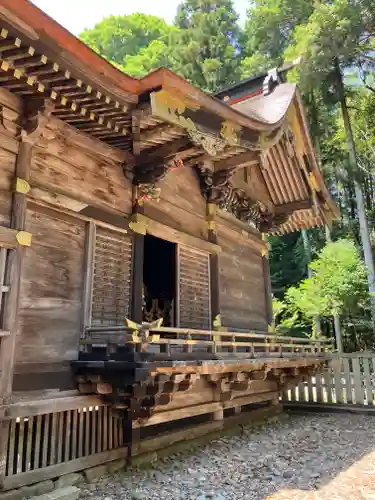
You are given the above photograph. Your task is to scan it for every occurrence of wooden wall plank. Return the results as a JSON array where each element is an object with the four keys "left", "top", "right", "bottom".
[
  {"left": 15, "top": 207, "right": 85, "bottom": 369},
  {"left": 218, "top": 229, "right": 267, "bottom": 331},
  {"left": 178, "top": 245, "right": 211, "bottom": 330},
  {"left": 31, "top": 144, "right": 133, "bottom": 216}
]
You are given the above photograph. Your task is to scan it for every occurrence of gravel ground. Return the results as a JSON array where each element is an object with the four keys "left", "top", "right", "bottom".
[{"left": 80, "top": 412, "right": 375, "bottom": 500}]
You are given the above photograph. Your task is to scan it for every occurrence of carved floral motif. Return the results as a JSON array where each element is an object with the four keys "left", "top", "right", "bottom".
[
  {"left": 187, "top": 129, "right": 226, "bottom": 156},
  {"left": 196, "top": 166, "right": 287, "bottom": 231}
]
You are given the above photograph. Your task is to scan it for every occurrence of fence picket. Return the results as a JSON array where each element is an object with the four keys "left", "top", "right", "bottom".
[
  {"left": 323, "top": 370, "right": 333, "bottom": 404},
  {"left": 362, "top": 357, "right": 372, "bottom": 406},
  {"left": 342, "top": 358, "right": 353, "bottom": 404},
  {"left": 307, "top": 375, "right": 314, "bottom": 403},
  {"left": 352, "top": 357, "right": 364, "bottom": 405},
  {"left": 315, "top": 374, "right": 323, "bottom": 403}
]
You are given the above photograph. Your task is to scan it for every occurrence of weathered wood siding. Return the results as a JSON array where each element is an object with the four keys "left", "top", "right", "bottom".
[
  {"left": 30, "top": 117, "right": 133, "bottom": 216},
  {"left": 178, "top": 245, "right": 211, "bottom": 329},
  {"left": 16, "top": 207, "right": 85, "bottom": 368},
  {"left": 218, "top": 229, "right": 268, "bottom": 331},
  {"left": 144, "top": 167, "right": 207, "bottom": 240},
  {"left": 0, "top": 89, "right": 21, "bottom": 228}
]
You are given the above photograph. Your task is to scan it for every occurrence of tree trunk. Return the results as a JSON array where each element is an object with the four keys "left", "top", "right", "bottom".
[
  {"left": 301, "top": 229, "right": 321, "bottom": 338},
  {"left": 325, "top": 225, "right": 344, "bottom": 352},
  {"left": 335, "top": 61, "right": 375, "bottom": 328}
]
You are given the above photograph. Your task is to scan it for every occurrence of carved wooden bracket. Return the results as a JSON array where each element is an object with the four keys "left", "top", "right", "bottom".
[
  {"left": 196, "top": 165, "right": 287, "bottom": 232},
  {"left": 124, "top": 155, "right": 186, "bottom": 204},
  {"left": 20, "top": 99, "right": 55, "bottom": 145}
]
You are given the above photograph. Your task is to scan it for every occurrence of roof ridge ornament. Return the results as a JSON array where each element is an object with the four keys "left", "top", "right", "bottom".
[{"left": 263, "top": 68, "right": 280, "bottom": 96}]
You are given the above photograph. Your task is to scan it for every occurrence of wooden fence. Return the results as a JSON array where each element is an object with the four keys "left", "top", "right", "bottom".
[
  {"left": 2, "top": 397, "right": 128, "bottom": 491},
  {"left": 282, "top": 352, "right": 375, "bottom": 408}
]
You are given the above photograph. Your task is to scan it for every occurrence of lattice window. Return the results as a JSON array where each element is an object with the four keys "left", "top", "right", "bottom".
[
  {"left": 178, "top": 245, "right": 211, "bottom": 329},
  {"left": 91, "top": 227, "right": 132, "bottom": 326}
]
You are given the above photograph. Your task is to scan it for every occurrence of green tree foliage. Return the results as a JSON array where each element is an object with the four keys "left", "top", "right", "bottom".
[
  {"left": 240, "top": 0, "right": 314, "bottom": 77},
  {"left": 287, "top": 240, "right": 368, "bottom": 319},
  {"left": 284, "top": 0, "right": 375, "bottom": 92},
  {"left": 269, "top": 233, "right": 307, "bottom": 298},
  {"left": 80, "top": 13, "right": 175, "bottom": 73},
  {"left": 171, "top": 0, "right": 241, "bottom": 91},
  {"left": 285, "top": 240, "right": 371, "bottom": 349}
]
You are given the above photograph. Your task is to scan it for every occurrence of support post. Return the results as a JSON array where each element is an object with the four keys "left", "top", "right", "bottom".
[
  {"left": 0, "top": 99, "right": 51, "bottom": 487},
  {"left": 131, "top": 233, "right": 144, "bottom": 324},
  {"left": 207, "top": 202, "right": 220, "bottom": 327},
  {"left": 261, "top": 234, "right": 273, "bottom": 327}
]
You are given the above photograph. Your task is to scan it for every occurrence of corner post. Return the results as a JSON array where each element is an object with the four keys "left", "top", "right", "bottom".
[{"left": 0, "top": 98, "right": 52, "bottom": 487}]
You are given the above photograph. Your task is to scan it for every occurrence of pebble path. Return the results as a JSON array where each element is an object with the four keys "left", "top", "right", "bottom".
[{"left": 79, "top": 412, "right": 375, "bottom": 500}]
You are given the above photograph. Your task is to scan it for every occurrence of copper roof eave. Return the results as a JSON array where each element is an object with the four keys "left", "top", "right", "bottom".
[
  {"left": 294, "top": 91, "right": 340, "bottom": 220},
  {"left": 0, "top": 0, "right": 141, "bottom": 102},
  {"left": 0, "top": 0, "right": 296, "bottom": 135},
  {"left": 139, "top": 68, "right": 289, "bottom": 133}
]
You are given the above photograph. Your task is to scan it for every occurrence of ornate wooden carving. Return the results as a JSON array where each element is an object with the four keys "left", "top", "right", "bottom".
[
  {"left": 187, "top": 129, "right": 226, "bottom": 156},
  {"left": 21, "top": 98, "right": 55, "bottom": 145},
  {"left": 196, "top": 166, "right": 287, "bottom": 231}
]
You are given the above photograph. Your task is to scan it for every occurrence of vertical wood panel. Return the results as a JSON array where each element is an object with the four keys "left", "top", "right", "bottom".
[
  {"left": 323, "top": 371, "right": 333, "bottom": 404},
  {"left": 178, "top": 245, "right": 211, "bottom": 329},
  {"left": 342, "top": 358, "right": 353, "bottom": 404},
  {"left": 71, "top": 409, "right": 78, "bottom": 460},
  {"left": 98, "top": 406, "right": 103, "bottom": 453},
  {"left": 103, "top": 407, "right": 108, "bottom": 452},
  {"left": 131, "top": 234, "right": 144, "bottom": 323},
  {"left": 25, "top": 416, "right": 33, "bottom": 472},
  {"left": 34, "top": 415, "right": 42, "bottom": 470},
  {"left": 42, "top": 414, "right": 50, "bottom": 468},
  {"left": 65, "top": 410, "right": 72, "bottom": 462},
  {"left": 363, "top": 357, "right": 373, "bottom": 405},
  {"left": 352, "top": 357, "right": 364, "bottom": 405},
  {"left": 82, "top": 222, "right": 96, "bottom": 330},
  {"left": 92, "top": 227, "right": 132, "bottom": 326},
  {"left": 7, "top": 420, "right": 15, "bottom": 476},
  {"left": 78, "top": 410, "right": 84, "bottom": 458},
  {"left": 57, "top": 412, "right": 64, "bottom": 464}
]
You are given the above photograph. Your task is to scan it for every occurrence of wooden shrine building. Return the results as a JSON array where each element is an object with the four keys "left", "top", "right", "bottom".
[{"left": 0, "top": 0, "right": 338, "bottom": 493}]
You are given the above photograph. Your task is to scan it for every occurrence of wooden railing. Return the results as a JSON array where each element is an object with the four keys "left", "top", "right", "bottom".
[
  {"left": 282, "top": 352, "right": 375, "bottom": 408},
  {"left": 81, "top": 326, "right": 332, "bottom": 358},
  {"left": 2, "top": 399, "right": 127, "bottom": 491}
]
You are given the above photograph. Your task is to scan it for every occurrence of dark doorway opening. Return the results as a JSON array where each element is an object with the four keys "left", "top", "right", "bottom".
[{"left": 143, "top": 235, "right": 176, "bottom": 326}]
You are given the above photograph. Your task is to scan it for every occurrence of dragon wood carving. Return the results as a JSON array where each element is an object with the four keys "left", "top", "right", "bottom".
[{"left": 196, "top": 166, "right": 287, "bottom": 232}]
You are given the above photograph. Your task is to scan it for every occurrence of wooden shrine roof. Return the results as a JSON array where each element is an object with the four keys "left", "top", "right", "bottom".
[{"left": 0, "top": 0, "right": 339, "bottom": 234}]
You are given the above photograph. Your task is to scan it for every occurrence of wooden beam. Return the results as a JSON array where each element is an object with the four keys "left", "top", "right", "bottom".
[
  {"left": 274, "top": 200, "right": 312, "bottom": 215},
  {"left": 214, "top": 150, "right": 259, "bottom": 172},
  {"left": 0, "top": 395, "right": 103, "bottom": 420},
  {"left": 137, "top": 137, "right": 191, "bottom": 163},
  {"left": 132, "top": 213, "right": 221, "bottom": 255},
  {"left": 0, "top": 226, "right": 20, "bottom": 249},
  {"left": 3, "top": 446, "right": 127, "bottom": 492}
]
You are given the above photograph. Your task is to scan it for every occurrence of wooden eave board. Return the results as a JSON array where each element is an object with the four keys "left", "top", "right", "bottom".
[{"left": 0, "top": 25, "right": 134, "bottom": 151}]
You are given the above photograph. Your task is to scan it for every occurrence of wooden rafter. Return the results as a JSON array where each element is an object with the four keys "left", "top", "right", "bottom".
[{"left": 0, "top": 28, "right": 133, "bottom": 150}]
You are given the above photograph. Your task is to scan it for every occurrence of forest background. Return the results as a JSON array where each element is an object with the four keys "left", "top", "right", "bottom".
[{"left": 80, "top": 0, "right": 375, "bottom": 352}]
